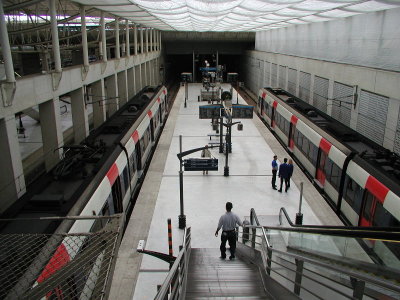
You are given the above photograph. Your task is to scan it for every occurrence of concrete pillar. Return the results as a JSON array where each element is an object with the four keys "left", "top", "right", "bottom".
[
  {"left": 159, "top": 31, "right": 162, "bottom": 51},
  {"left": 126, "top": 20, "right": 130, "bottom": 57},
  {"left": 140, "top": 27, "right": 144, "bottom": 54},
  {"left": 150, "top": 29, "right": 154, "bottom": 51},
  {"left": 155, "top": 30, "right": 158, "bottom": 51},
  {"left": 135, "top": 65, "right": 141, "bottom": 92},
  {"left": 70, "top": 87, "right": 89, "bottom": 143},
  {"left": 92, "top": 79, "right": 106, "bottom": 129},
  {"left": 39, "top": 98, "right": 64, "bottom": 171},
  {"left": 80, "top": 6, "right": 89, "bottom": 67},
  {"left": 100, "top": 12, "right": 107, "bottom": 62},
  {"left": 106, "top": 74, "right": 119, "bottom": 116},
  {"left": 0, "top": 3, "right": 15, "bottom": 82},
  {"left": 49, "top": 0, "right": 62, "bottom": 72},
  {"left": 145, "top": 29, "right": 149, "bottom": 53},
  {"left": 0, "top": 111, "right": 26, "bottom": 212},
  {"left": 134, "top": 25, "right": 138, "bottom": 55},
  {"left": 115, "top": 18, "right": 120, "bottom": 59},
  {"left": 117, "top": 70, "right": 128, "bottom": 106},
  {"left": 127, "top": 67, "right": 135, "bottom": 98}
]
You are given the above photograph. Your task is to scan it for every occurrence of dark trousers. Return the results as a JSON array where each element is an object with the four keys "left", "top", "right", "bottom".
[
  {"left": 271, "top": 170, "right": 277, "bottom": 188},
  {"left": 279, "top": 177, "right": 290, "bottom": 191},
  {"left": 220, "top": 231, "right": 237, "bottom": 258}
]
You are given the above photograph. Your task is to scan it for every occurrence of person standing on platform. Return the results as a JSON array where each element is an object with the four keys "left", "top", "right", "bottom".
[
  {"left": 287, "top": 159, "right": 294, "bottom": 190},
  {"left": 271, "top": 155, "right": 278, "bottom": 190},
  {"left": 215, "top": 202, "right": 243, "bottom": 260},
  {"left": 201, "top": 145, "right": 211, "bottom": 175},
  {"left": 278, "top": 158, "right": 290, "bottom": 193}
]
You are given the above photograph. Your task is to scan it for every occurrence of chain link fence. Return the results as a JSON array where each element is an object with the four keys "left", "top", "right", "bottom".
[{"left": 0, "top": 215, "right": 123, "bottom": 300}]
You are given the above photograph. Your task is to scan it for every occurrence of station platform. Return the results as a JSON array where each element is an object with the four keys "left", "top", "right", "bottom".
[{"left": 108, "top": 83, "right": 343, "bottom": 300}]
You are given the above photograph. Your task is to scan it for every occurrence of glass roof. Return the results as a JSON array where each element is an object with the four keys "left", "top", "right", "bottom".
[{"left": 73, "top": 0, "right": 400, "bottom": 31}]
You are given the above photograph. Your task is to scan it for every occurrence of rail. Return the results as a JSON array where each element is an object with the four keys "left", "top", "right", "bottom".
[
  {"left": 239, "top": 208, "right": 400, "bottom": 299},
  {"left": 154, "top": 227, "right": 191, "bottom": 300}
]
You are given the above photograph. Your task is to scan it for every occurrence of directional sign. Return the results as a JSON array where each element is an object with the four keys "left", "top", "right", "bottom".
[
  {"left": 184, "top": 158, "right": 218, "bottom": 171},
  {"left": 232, "top": 105, "right": 253, "bottom": 119},
  {"left": 199, "top": 104, "right": 223, "bottom": 119}
]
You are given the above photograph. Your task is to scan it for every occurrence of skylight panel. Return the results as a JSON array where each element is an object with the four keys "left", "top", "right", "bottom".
[
  {"left": 344, "top": 1, "right": 399, "bottom": 12},
  {"left": 300, "top": 14, "right": 333, "bottom": 22},
  {"left": 274, "top": 7, "right": 313, "bottom": 17},
  {"left": 291, "top": 0, "right": 348, "bottom": 11},
  {"left": 318, "top": 9, "right": 362, "bottom": 18},
  {"left": 185, "top": 0, "right": 242, "bottom": 13},
  {"left": 242, "top": 0, "right": 290, "bottom": 12}
]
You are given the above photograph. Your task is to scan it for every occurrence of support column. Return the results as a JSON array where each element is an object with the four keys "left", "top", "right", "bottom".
[
  {"left": 134, "top": 24, "right": 138, "bottom": 55},
  {"left": 115, "top": 18, "right": 120, "bottom": 59},
  {"left": 49, "top": 0, "right": 62, "bottom": 72},
  {"left": 135, "top": 65, "right": 141, "bottom": 92},
  {"left": 70, "top": 87, "right": 89, "bottom": 143},
  {"left": 92, "top": 79, "right": 106, "bottom": 129},
  {"left": 145, "top": 28, "right": 149, "bottom": 53},
  {"left": 140, "top": 27, "right": 144, "bottom": 54},
  {"left": 39, "top": 97, "right": 64, "bottom": 171},
  {"left": 125, "top": 20, "right": 130, "bottom": 57},
  {"left": 0, "top": 3, "right": 15, "bottom": 82},
  {"left": 106, "top": 74, "right": 119, "bottom": 116},
  {"left": 127, "top": 67, "right": 135, "bottom": 98},
  {"left": 100, "top": 12, "right": 107, "bottom": 62},
  {"left": 81, "top": 6, "right": 89, "bottom": 68},
  {"left": 117, "top": 70, "right": 128, "bottom": 106},
  {"left": 155, "top": 30, "right": 158, "bottom": 51},
  {"left": 150, "top": 29, "right": 153, "bottom": 51},
  {"left": 159, "top": 31, "right": 162, "bottom": 51},
  {"left": 0, "top": 111, "right": 26, "bottom": 213},
  {"left": 140, "top": 64, "right": 144, "bottom": 88}
]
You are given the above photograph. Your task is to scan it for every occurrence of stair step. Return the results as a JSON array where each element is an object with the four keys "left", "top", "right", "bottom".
[{"left": 186, "top": 296, "right": 270, "bottom": 300}]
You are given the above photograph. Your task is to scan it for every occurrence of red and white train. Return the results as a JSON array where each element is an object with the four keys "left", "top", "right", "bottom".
[
  {"left": 257, "top": 87, "right": 400, "bottom": 264},
  {"left": 5, "top": 85, "right": 169, "bottom": 299}
]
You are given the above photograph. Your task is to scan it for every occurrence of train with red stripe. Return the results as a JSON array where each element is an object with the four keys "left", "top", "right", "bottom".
[
  {"left": 257, "top": 87, "right": 400, "bottom": 265},
  {"left": 0, "top": 85, "right": 168, "bottom": 298}
]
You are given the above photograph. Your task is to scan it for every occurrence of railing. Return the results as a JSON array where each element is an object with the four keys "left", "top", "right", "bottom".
[
  {"left": 154, "top": 227, "right": 191, "bottom": 300},
  {"left": 238, "top": 208, "right": 400, "bottom": 299}
]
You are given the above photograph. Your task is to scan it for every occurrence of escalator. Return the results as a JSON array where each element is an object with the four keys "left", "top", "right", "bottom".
[{"left": 151, "top": 209, "right": 400, "bottom": 300}]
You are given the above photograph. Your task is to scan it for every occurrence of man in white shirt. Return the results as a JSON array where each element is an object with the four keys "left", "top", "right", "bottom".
[{"left": 215, "top": 202, "right": 243, "bottom": 260}]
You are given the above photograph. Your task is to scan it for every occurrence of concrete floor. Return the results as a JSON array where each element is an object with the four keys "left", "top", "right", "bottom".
[{"left": 108, "top": 83, "right": 344, "bottom": 300}]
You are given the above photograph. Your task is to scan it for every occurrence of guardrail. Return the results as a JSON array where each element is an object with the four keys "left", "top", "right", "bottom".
[
  {"left": 154, "top": 227, "right": 191, "bottom": 300},
  {"left": 238, "top": 208, "right": 400, "bottom": 299}
]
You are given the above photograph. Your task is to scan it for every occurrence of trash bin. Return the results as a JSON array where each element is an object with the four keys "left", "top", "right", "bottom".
[{"left": 242, "top": 220, "right": 250, "bottom": 244}]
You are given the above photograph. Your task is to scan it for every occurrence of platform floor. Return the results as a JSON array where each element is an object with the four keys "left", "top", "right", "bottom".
[{"left": 108, "top": 83, "right": 343, "bottom": 300}]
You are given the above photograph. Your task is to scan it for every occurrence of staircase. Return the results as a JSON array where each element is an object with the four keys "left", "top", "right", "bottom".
[{"left": 185, "top": 248, "right": 271, "bottom": 299}]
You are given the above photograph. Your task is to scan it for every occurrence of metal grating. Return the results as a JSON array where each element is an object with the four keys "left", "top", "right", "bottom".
[
  {"left": 265, "top": 61, "right": 271, "bottom": 87},
  {"left": 299, "top": 71, "right": 311, "bottom": 103},
  {"left": 357, "top": 90, "right": 389, "bottom": 146},
  {"left": 394, "top": 110, "right": 400, "bottom": 155},
  {"left": 332, "top": 81, "right": 353, "bottom": 126},
  {"left": 313, "top": 76, "right": 329, "bottom": 113},
  {"left": 288, "top": 68, "right": 297, "bottom": 95},
  {"left": 0, "top": 216, "right": 122, "bottom": 300},
  {"left": 271, "top": 63, "right": 278, "bottom": 87},
  {"left": 279, "top": 65, "right": 287, "bottom": 89}
]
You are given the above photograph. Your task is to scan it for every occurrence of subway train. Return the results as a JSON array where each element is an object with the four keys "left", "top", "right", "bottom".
[
  {"left": 257, "top": 87, "right": 400, "bottom": 265},
  {"left": 0, "top": 85, "right": 168, "bottom": 298}
]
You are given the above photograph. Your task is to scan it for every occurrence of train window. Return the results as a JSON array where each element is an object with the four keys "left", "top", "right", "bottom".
[
  {"left": 301, "top": 137, "right": 309, "bottom": 157},
  {"left": 111, "top": 177, "right": 123, "bottom": 213},
  {"left": 373, "top": 202, "right": 398, "bottom": 227},
  {"left": 140, "top": 127, "right": 151, "bottom": 154},
  {"left": 363, "top": 192, "right": 374, "bottom": 222},
  {"left": 295, "top": 131, "right": 303, "bottom": 149},
  {"left": 122, "top": 166, "right": 129, "bottom": 195},
  {"left": 330, "top": 164, "right": 342, "bottom": 189},
  {"left": 309, "top": 144, "right": 318, "bottom": 165},
  {"left": 129, "top": 153, "right": 136, "bottom": 175},
  {"left": 324, "top": 158, "right": 333, "bottom": 180}
]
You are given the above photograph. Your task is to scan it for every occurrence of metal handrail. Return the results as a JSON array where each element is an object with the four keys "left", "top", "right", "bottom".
[
  {"left": 154, "top": 227, "right": 191, "bottom": 300},
  {"left": 243, "top": 208, "right": 400, "bottom": 299}
]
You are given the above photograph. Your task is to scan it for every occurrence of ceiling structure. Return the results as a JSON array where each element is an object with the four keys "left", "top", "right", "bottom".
[{"left": 69, "top": 0, "right": 400, "bottom": 32}]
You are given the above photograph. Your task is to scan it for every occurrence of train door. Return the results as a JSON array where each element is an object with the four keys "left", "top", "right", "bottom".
[
  {"left": 135, "top": 142, "right": 142, "bottom": 171},
  {"left": 150, "top": 119, "right": 155, "bottom": 141},
  {"left": 316, "top": 150, "right": 327, "bottom": 186},
  {"left": 258, "top": 97, "right": 264, "bottom": 115},
  {"left": 271, "top": 107, "right": 276, "bottom": 128},
  {"left": 288, "top": 123, "right": 296, "bottom": 150},
  {"left": 111, "top": 177, "right": 123, "bottom": 213},
  {"left": 359, "top": 190, "right": 377, "bottom": 227}
]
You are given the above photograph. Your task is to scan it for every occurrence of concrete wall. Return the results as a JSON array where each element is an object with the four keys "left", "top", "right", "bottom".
[{"left": 243, "top": 50, "right": 400, "bottom": 154}]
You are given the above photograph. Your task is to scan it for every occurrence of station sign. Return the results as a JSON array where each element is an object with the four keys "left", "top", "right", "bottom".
[
  {"left": 199, "top": 104, "right": 223, "bottom": 119},
  {"left": 184, "top": 158, "right": 218, "bottom": 171},
  {"left": 232, "top": 105, "right": 253, "bottom": 119}
]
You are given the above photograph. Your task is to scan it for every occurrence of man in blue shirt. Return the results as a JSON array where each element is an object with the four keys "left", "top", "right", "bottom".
[
  {"left": 271, "top": 155, "right": 278, "bottom": 190},
  {"left": 278, "top": 158, "right": 290, "bottom": 192}
]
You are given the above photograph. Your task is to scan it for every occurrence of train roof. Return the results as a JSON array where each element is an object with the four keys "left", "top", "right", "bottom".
[
  {"left": 265, "top": 87, "right": 400, "bottom": 187},
  {"left": 0, "top": 86, "right": 163, "bottom": 233}
]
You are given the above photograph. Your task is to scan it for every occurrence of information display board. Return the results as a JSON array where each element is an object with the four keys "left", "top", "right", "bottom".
[
  {"left": 184, "top": 158, "right": 218, "bottom": 171},
  {"left": 232, "top": 105, "right": 254, "bottom": 119},
  {"left": 199, "top": 105, "right": 223, "bottom": 119}
]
